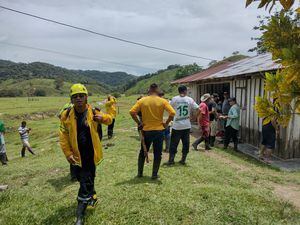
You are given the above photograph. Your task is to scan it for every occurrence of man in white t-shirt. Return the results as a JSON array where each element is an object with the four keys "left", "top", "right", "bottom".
[
  {"left": 18, "top": 121, "right": 35, "bottom": 157},
  {"left": 166, "top": 85, "right": 199, "bottom": 165}
]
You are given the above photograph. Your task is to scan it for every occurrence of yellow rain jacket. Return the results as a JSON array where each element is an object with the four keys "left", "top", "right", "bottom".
[
  {"left": 105, "top": 97, "right": 117, "bottom": 118},
  {"left": 59, "top": 104, "right": 112, "bottom": 166}
]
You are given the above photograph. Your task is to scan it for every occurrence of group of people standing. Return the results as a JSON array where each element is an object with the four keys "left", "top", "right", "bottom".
[
  {"left": 130, "top": 84, "right": 242, "bottom": 177},
  {"left": 0, "top": 80, "right": 278, "bottom": 225}
]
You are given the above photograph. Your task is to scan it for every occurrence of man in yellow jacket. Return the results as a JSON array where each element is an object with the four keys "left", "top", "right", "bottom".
[
  {"left": 59, "top": 84, "right": 112, "bottom": 225},
  {"left": 130, "top": 83, "right": 175, "bottom": 179},
  {"left": 105, "top": 95, "right": 117, "bottom": 139}
]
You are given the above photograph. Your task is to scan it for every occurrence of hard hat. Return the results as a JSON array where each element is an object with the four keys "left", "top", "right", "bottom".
[{"left": 70, "top": 83, "right": 88, "bottom": 97}]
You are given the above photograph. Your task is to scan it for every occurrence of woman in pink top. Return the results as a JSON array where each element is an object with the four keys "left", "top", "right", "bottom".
[{"left": 192, "top": 93, "right": 211, "bottom": 150}]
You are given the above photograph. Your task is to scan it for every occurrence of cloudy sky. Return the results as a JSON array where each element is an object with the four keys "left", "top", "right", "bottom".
[{"left": 0, "top": 0, "right": 272, "bottom": 75}]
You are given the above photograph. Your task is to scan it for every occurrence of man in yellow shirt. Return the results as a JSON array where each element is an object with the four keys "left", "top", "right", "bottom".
[
  {"left": 129, "top": 83, "right": 175, "bottom": 179},
  {"left": 59, "top": 84, "right": 112, "bottom": 225},
  {"left": 105, "top": 95, "right": 117, "bottom": 139}
]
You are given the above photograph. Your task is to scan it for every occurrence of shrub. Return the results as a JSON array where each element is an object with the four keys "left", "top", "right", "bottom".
[
  {"left": 112, "top": 92, "right": 121, "bottom": 98},
  {"left": 0, "top": 89, "right": 23, "bottom": 97},
  {"left": 33, "top": 89, "right": 46, "bottom": 96}
]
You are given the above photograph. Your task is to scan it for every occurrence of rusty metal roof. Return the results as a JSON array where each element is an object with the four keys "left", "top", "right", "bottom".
[
  {"left": 172, "top": 53, "right": 281, "bottom": 84},
  {"left": 171, "top": 61, "right": 232, "bottom": 84}
]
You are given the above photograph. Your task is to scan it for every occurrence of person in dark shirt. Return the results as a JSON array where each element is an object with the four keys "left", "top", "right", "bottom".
[
  {"left": 59, "top": 84, "right": 112, "bottom": 225},
  {"left": 208, "top": 94, "right": 218, "bottom": 147},
  {"left": 259, "top": 118, "right": 278, "bottom": 163}
]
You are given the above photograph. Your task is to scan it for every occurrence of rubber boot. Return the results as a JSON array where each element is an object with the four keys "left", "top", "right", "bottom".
[
  {"left": 0, "top": 153, "right": 7, "bottom": 165},
  {"left": 166, "top": 153, "right": 175, "bottom": 166},
  {"left": 210, "top": 136, "right": 215, "bottom": 147},
  {"left": 192, "top": 137, "right": 204, "bottom": 151},
  {"left": 205, "top": 138, "right": 211, "bottom": 150},
  {"left": 151, "top": 158, "right": 161, "bottom": 180},
  {"left": 137, "top": 154, "right": 145, "bottom": 178},
  {"left": 234, "top": 142, "right": 238, "bottom": 152},
  {"left": 75, "top": 201, "right": 87, "bottom": 225},
  {"left": 178, "top": 154, "right": 187, "bottom": 165}
]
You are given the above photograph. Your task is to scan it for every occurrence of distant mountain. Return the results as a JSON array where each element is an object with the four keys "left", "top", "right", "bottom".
[
  {"left": 77, "top": 70, "right": 136, "bottom": 87},
  {"left": 0, "top": 59, "right": 136, "bottom": 88}
]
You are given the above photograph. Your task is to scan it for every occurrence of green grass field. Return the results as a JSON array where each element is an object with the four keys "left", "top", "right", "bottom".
[{"left": 0, "top": 96, "right": 300, "bottom": 225}]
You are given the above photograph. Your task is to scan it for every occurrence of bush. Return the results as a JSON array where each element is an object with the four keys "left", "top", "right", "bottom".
[
  {"left": 0, "top": 89, "right": 23, "bottom": 97},
  {"left": 112, "top": 92, "right": 121, "bottom": 98},
  {"left": 33, "top": 89, "right": 46, "bottom": 96}
]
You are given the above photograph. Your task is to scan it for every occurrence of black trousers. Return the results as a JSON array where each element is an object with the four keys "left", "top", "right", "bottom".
[
  {"left": 169, "top": 129, "right": 190, "bottom": 156},
  {"left": 224, "top": 125, "right": 238, "bottom": 147},
  {"left": 107, "top": 118, "right": 115, "bottom": 137},
  {"left": 138, "top": 130, "right": 164, "bottom": 175},
  {"left": 73, "top": 164, "right": 96, "bottom": 203},
  {"left": 139, "top": 130, "right": 164, "bottom": 160}
]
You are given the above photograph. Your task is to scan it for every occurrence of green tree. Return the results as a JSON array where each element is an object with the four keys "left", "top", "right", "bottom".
[
  {"left": 175, "top": 63, "right": 202, "bottom": 79},
  {"left": 246, "top": 1, "right": 299, "bottom": 127},
  {"left": 54, "top": 77, "right": 64, "bottom": 90},
  {"left": 246, "top": 0, "right": 296, "bottom": 12}
]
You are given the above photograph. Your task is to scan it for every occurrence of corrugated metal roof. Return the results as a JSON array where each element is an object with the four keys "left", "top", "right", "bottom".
[
  {"left": 172, "top": 53, "right": 281, "bottom": 84},
  {"left": 171, "top": 61, "right": 232, "bottom": 84}
]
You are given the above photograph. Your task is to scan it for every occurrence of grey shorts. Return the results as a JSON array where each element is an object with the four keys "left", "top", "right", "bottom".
[{"left": 22, "top": 139, "right": 31, "bottom": 148}]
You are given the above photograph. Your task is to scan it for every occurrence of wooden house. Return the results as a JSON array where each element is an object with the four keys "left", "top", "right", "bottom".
[{"left": 172, "top": 54, "right": 300, "bottom": 159}]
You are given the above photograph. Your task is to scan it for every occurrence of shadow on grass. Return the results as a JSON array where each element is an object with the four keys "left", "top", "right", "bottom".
[
  {"left": 161, "top": 163, "right": 191, "bottom": 168},
  {"left": 129, "top": 135, "right": 140, "bottom": 141},
  {"left": 47, "top": 175, "right": 75, "bottom": 192},
  {"left": 115, "top": 176, "right": 162, "bottom": 186},
  {"left": 42, "top": 203, "right": 76, "bottom": 225}
]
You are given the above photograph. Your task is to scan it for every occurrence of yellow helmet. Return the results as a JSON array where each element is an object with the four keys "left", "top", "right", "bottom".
[{"left": 70, "top": 83, "right": 88, "bottom": 97}]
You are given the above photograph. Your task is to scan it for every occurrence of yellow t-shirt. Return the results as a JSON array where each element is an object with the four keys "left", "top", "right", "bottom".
[
  {"left": 129, "top": 95, "right": 175, "bottom": 131},
  {"left": 105, "top": 97, "right": 117, "bottom": 118}
]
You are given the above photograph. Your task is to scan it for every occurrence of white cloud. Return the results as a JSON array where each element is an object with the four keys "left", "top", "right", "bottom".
[{"left": 0, "top": 0, "right": 269, "bottom": 75}]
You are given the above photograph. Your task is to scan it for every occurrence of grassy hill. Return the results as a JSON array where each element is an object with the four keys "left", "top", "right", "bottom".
[{"left": 125, "top": 68, "right": 180, "bottom": 96}]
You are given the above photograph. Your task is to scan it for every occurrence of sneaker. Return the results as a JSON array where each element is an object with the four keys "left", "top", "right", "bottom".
[{"left": 87, "top": 195, "right": 98, "bottom": 209}]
